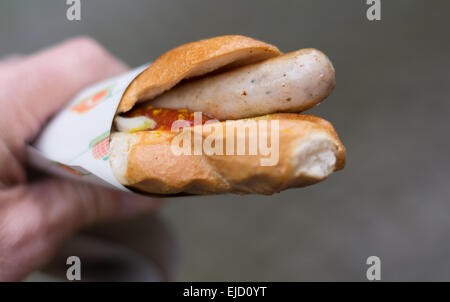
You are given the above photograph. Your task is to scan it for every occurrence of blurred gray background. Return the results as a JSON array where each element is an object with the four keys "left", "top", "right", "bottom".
[{"left": 1, "top": 0, "right": 449, "bottom": 281}]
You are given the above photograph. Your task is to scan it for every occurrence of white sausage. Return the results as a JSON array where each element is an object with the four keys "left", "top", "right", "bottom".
[{"left": 149, "top": 49, "right": 335, "bottom": 120}]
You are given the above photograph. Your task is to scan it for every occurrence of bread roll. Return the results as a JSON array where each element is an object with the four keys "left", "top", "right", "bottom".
[{"left": 110, "top": 35, "right": 346, "bottom": 195}]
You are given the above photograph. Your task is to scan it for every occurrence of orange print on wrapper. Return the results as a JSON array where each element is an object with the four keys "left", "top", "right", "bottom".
[
  {"left": 53, "top": 162, "right": 90, "bottom": 177},
  {"left": 90, "top": 131, "right": 110, "bottom": 160},
  {"left": 70, "top": 87, "right": 113, "bottom": 114}
]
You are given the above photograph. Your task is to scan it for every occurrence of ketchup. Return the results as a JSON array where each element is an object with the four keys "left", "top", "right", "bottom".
[{"left": 122, "top": 106, "right": 214, "bottom": 131}]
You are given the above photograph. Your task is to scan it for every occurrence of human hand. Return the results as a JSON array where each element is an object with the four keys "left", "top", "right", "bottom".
[{"left": 0, "top": 37, "right": 161, "bottom": 281}]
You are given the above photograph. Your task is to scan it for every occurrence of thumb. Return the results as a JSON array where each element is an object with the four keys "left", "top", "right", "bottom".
[
  {"left": 28, "top": 178, "right": 162, "bottom": 233},
  {"left": 0, "top": 37, "right": 128, "bottom": 152}
]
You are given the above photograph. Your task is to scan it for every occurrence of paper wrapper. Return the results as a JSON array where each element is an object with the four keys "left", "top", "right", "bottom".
[{"left": 28, "top": 64, "right": 150, "bottom": 192}]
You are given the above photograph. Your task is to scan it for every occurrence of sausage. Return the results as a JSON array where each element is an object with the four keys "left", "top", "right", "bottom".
[{"left": 148, "top": 48, "right": 335, "bottom": 120}]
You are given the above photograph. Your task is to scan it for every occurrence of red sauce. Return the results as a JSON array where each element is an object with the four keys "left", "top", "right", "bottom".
[{"left": 122, "top": 106, "right": 215, "bottom": 131}]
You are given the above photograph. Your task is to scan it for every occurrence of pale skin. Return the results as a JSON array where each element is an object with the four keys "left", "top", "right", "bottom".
[{"left": 0, "top": 37, "right": 161, "bottom": 281}]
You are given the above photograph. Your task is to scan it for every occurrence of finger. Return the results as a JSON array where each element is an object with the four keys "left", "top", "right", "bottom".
[
  {"left": 28, "top": 178, "right": 162, "bottom": 231},
  {"left": 0, "top": 36, "right": 128, "bottom": 149},
  {"left": 0, "top": 54, "right": 24, "bottom": 70},
  {"left": 0, "top": 178, "right": 161, "bottom": 281}
]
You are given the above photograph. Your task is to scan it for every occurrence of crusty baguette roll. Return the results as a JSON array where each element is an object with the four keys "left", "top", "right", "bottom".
[
  {"left": 110, "top": 114, "right": 345, "bottom": 195},
  {"left": 110, "top": 35, "right": 346, "bottom": 195}
]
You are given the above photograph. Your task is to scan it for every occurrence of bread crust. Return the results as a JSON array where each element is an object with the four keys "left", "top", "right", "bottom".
[
  {"left": 109, "top": 114, "right": 345, "bottom": 195},
  {"left": 118, "top": 35, "right": 281, "bottom": 113}
]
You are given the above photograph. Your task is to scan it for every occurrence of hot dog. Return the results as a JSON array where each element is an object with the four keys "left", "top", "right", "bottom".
[{"left": 109, "top": 35, "right": 346, "bottom": 195}]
